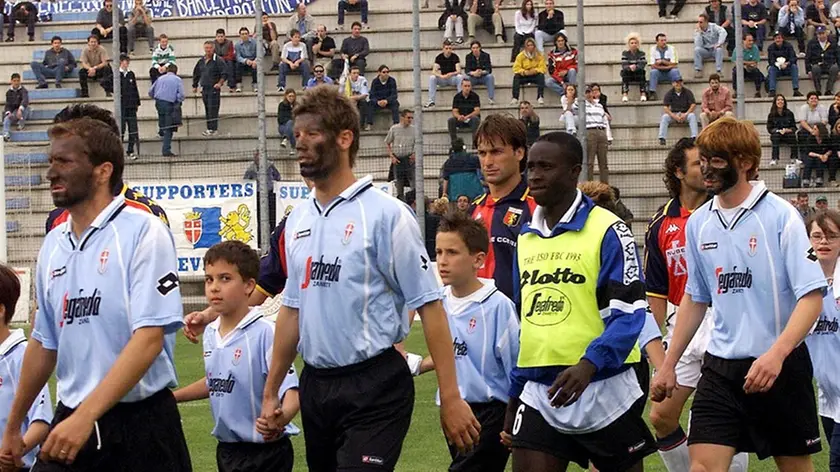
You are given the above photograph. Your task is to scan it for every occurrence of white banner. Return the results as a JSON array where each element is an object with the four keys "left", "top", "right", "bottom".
[
  {"left": 11, "top": 267, "right": 30, "bottom": 324},
  {"left": 128, "top": 180, "right": 258, "bottom": 275},
  {"left": 273, "top": 181, "right": 394, "bottom": 223}
]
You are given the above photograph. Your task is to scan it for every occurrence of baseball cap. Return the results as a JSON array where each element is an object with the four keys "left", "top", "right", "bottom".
[
  {"left": 817, "top": 195, "right": 828, "bottom": 203},
  {"left": 817, "top": 25, "right": 827, "bottom": 33},
  {"left": 773, "top": 30, "right": 783, "bottom": 37}
]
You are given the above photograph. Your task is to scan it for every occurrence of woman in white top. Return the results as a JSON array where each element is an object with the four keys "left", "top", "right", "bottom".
[
  {"left": 440, "top": 0, "right": 468, "bottom": 44},
  {"left": 560, "top": 82, "right": 578, "bottom": 134},
  {"left": 511, "top": 0, "right": 537, "bottom": 62}
]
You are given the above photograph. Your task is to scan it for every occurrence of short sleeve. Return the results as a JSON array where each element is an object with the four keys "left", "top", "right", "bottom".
[
  {"left": 638, "top": 309, "right": 663, "bottom": 349},
  {"left": 26, "top": 383, "right": 53, "bottom": 426},
  {"left": 644, "top": 216, "right": 669, "bottom": 299},
  {"left": 684, "top": 216, "right": 712, "bottom": 304},
  {"left": 128, "top": 219, "right": 184, "bottom": 333},
  {"left": 780, "top": 205, "right": 828, "bottom": 300},
  {"left": 664, "top": 92, "right": 673, "bottom": 107},
  {"left": 493, "top": 295, "right": 520, "bottom": 378},
  {"left": 277, "top": 365, "right": 300, "bottom": 401},
  {"left": 384, "top": 203, "right": 442, "bottom": 310},
  {"left": 31, "top": 242, "right": 58, "bottom": 351},
  {"left": 257, "top": 221, "right": 288, "bottom": 298}
]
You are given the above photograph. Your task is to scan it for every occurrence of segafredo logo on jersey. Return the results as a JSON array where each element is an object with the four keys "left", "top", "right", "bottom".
[
  {"left": 453, "top": 337, "right": 468, "bottom": 357},
  {"left": 207, "top": 374, "right": 236, "bottom": 396},
  {"left": 813, "top": 316, "right": 839, "bottom": 334},
  {"left": 300, "top": 255, "right": 342, "bottom": 289},
  {"left": 60, "top": 288, "right": 102, "bottom": 327},
  {"left": 715, "top": 266, "right": 753, "bottom": 294}
]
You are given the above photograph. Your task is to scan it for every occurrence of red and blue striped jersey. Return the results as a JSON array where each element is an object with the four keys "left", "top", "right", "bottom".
[
  {"left": 256, "top": 217, "right": 288, "bottom": 298},
  {"left": 45, "top": 182, "right": 169, "bottom": 234},
  {"left": 644, "top": 197, "right": 694, "bottom": 306}
]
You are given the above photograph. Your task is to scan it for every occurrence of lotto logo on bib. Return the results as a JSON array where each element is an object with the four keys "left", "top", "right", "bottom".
[{"left": 715, "top": 266, "right": 753, "bottom": 294}]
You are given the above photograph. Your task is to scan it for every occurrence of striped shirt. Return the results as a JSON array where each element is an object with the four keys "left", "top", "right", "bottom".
[{"left": 585, "top": 100, "right": 609, "bottom": 129}]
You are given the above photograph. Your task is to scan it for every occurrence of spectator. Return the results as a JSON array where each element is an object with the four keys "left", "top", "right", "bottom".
[
  {"left": 693, "top": 12, "right": 727, "bottom": 78},
  {"left": 448, "top": 77, "right": 481, "bottom": 143},
  {"left": 79, "top": 34, "right": 113, "bottom": 98},
  {"left": 700, "top": 73, "right": 734, "bottom": 128},
  {"left": 658, "top": 77, "right": 698, "bottom": 145},
  {"left": 705, "top": 0, "right": 729, "bottom": 27},
  {"left": 214, "top": 29, "right": 237, "bottom": 92},
  {"left": 648, "top": 33, "right": 681, "bottom": 101},
  {"left": 830, "top": 121, "right": 840, "bottom": 185},
  {"left": 259, "top": 13, "right": 280, "bottom": 67},
  {"left": 5, "top": 1, "right": 36, "bottom": 42},
  {"left": 31, "top": 35, "right": 75, "bottom": 89},
  {"left": 742, "top": 0, "right": 768, "bottom": 51},
  {"left": 611, "top": 185, "right": 634, "bottom": 222},
  {"left": 658, "top": 0, "right": 686, "bottom": 19},
  {"left": 545, "top": 32, "right": 577, "bottom": 97},
  {"left": 591, "top": 83, "right": 613, "bottom": 142},
  {"left": 465, "top": 40, "right": 495, "bottom": 104},
  {"left": 796, "top": 192, "right": 817, "bottom": 218},
  {"left": 439, "top": 0, "right": 467, "bottom": 44},
  {"left": 278, "top": 29, "right": 311, "bottom": 93},
  {"left": 806, "top": 0, "right": 834, "bottom": 40},
  {"left": 234, "top": 27, "right": 259, "bottom": 92},
  {"left": 441, "top": 137, "right": 483, "bottom": 201},
  {"left": 777, "top": 0, "right": 806, "bottom": 54},
  {"left": 385, "top": 109, "right": 416, "bottom": 200},
  {"left": 467, "top": 0, "right": 505, "bottom": 45},
  {"left": 511, "top": 0, "right": 536, "bottom": 62},
  {"left": 767, "top": 93, "right": 799, "bottom": 164},
  {"left": 767, "top": 29, "right": 802, "bottom": 96},
  {"left": 732, "top": 33, "right": 765, "bottom": 97},
  {"left": 833, "top": 0, "right": 840, "bottom": 21},
  {"left": 127, "top": 0, "right": 154, "bottom": 54},
  {"left": 118, "top": 54, "right": 140, "bottom": 158},
  {"left": 455, "top": 195, "right": 471, "bottom": 213},
  {"left": 369, "top": 65, "right": 399, "bottom": 126},
  {"left": 287, "top": 3, "right": 316, "bottom": 60},
  {"left": 519, "top": 100, "right": 540, "bottom": 147},
  {"left": 337, "top": 0, "right": 369, "bottom": 30},
  {"left": 192, "top": 40, "right": 227, "bottom": 136},
  {"left": 815, "top": 194, "right": 830, "bottom": 209},
  {"left": 801, "top": 122, "right": 832, "bottom": 186},
  {"left": 583, "top": 85, "right": 610, "bottom": 183},
  {"left": 426, "top": 39, "right": 462, "bottom": 108},
  {"left": 799, "top": 90, "right": 830, "bottom": 140},
  {"left": 560, "top": 82, "right": 578, "bottom": 134},
  {"left": 277, "top": 88, "right": 296, "bottom": 152},
  {"left": 829, "top": 91, "right": 840, "bottom": 128},
  {"left": 92, "top": 0, "right": 127, "bottom": 54},
  {"left": 534, "top": 0, "right": 564, "bottom": 54},
  {"left": 306, "top": 64, "right": 334, "bottom": 88},
  {"left": 767, "top": 0, "right": 782, "bottom": 32},
  {"left": 340, "top": 21, "right": 370, "bottom": 75},
  {"left": 511, "top": 37, "right": 546, "bottom": 105},
  {"left": 313, "top": 25, "right": 339, "bottom": 79},
  {"left": 620, "top": 32, "right": 647, "bottom": 102},
  {"left": 339, "top": 66, "right": 372, "bottom": 130},
  {"left": 148, "top": 63, "right": 184, "bottom": 158},
  {"left": 150, "top": 33, "right": 175, "bottom": 84},
  {"left": 805, "top": 25, "right": 839, "bottom": 95},
  {"left": 2, "top": 73, "right": 29, "bottom": 141}
]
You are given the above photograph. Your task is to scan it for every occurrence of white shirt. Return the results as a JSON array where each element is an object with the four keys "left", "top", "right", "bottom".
[{"left": 514, "top": 10, "right": 537, "bottom": 35}]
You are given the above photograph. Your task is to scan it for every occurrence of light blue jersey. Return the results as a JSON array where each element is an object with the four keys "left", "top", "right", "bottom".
[
  {"left": 436, "top": 279, "right": 519, "bottom": 405},
  {"left": 31, "top": 195, "right": 184, "bottom": 408},
  {"left": 684, "top": 182, "right": 826, "bottom": 359},
  {"left": 639, "top": 310, "right": 663, "bottom": 352},
  {"left": 282, "top": 176, "right": 442, "bottom": 368},
  {"left": 0, "top": 330, "right": 53, "bottom": 468},
  {"left": 203, "top": 307, "right": 300, "bottom": 442},
  {"left": 807, "top": 285, "right": 840, "bottom": 422}
]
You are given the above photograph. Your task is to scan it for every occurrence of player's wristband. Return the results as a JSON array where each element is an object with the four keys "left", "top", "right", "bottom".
[{"left": 406, "top": 353, "right": 423, "bottom": 377}]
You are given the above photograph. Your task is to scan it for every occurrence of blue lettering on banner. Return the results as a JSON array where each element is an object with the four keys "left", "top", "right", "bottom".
[
  {"left": 130, "top": 182, "right": 255, "bottom": 201},
  {"left": 4, "top": 0, "right": 308, "bottom": 18}
]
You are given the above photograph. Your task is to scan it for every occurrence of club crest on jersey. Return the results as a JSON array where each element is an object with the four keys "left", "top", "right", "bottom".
[
  {"left": 748, "top": 236, "right": 757, "bottom": 257},
  {"left": 98, "top": 249, "right": 109, "bottom": 274},
  {"left": 503, "top": 207, "right": 523, "bottom": 227},
  {"left": 343, "top": 222, "right": 355, "bottom": 245},
  {"left": 232, "top": 348, "right": 242, "bottom": 366},
  {"left": 468, "top": 317, "right": 477, "bottom": 334}
]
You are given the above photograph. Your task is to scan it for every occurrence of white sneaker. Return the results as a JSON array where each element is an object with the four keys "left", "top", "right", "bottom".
[
  {"left": 798, "top": 52, "right": 806, "bottom": 59},
  {"left": 488, "top": 98, "right": 495, "bottom": 105},
  {"left": 537, "top": 97, "right": 544, "bottom": 105},
  {"left": 769, "top": 159, "right": 778, "bottom": 166},
  {"left": 280, "top": 137, "right": 289, "bottom": 148},
  {"left": 640, "top": 94, "right": 647, "bottom": 102},
  {"left": 510, "top": 98, "right": 519, "bottom": 105},
  {"left": 235, "top": 87, "right": 242, "bottom": 93},
  {"left": 127, "top": 152, "right": 136, "bottom": 160},
  {"left": 622, "top": 95, "right": 629, "bottom": 102}
]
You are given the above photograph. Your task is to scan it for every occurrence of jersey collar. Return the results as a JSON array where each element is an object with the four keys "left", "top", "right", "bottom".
[
  {"left": 475, "top": 178, "right": 530, "bottom": 208},
  {"left": 0, "top": 329, "right": 26, "bottom": 357},
  {"left": 62, "top": 194, "right": 127, "bottom": 235},
  {"left": 524, "top": 189, "right": 590, "bottom": 237},
  {"left": 312, "top": 175, "right": 374, "bottom": 216},
  {"left": 710, "top": 181, "right": 769, "bottom": 229},
  {"left": 442, "top": 278, "right": 498, "bottom": 311},
  {"left": 209, "top": 306, "right": 265, "bottom": 347}
]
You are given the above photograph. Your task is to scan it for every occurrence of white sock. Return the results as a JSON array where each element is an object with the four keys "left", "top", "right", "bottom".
[
  {"left": 658, "top": 441, "right": 691, "bottom": 472},
  {"left": 728, "top": 452, "right": 749, "bottom": 472}
]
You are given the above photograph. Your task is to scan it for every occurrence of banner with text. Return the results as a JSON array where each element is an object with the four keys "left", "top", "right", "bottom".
[
  {"left": 129, "top": 180, "right": 258, "bottom": 275},
  {"left": 5, "top": 0, "right": 311, "bottom": 19},
  {"left": 273, "top": 180, "right": 394, "bottom": 223}
]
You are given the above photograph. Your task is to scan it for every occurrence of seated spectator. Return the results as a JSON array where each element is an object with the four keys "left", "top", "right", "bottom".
[
  {"left": 742, "top": 0, "right": 768, "bottom": 51},
  {"left": 806, "top": 0, "right": 833, "bottom": 41},
  {"left": 5, "top": 1, "right": 36, "bottom": 42},
  {"left": 700, "top": 73, "right": 734, "bottom": 128},
  {"left": 31, "top": 36, "right": 76, "bottom": 89},
  {"left": 118, "top": 54, "right": 140, "bottom": 158},
  {"left": 805, "top": 25, "right": 839, "bottom": 95},
  {"left": 519, "top": 100, "right": 540, "bottom": 147},
  {"left": 648, "top": 33, "right": 681, "bottom": 101},
  {"left": 339, "top": 66, "right": 372, "bottom": 130},
  {"left": 337, "top": 0, "right": 369, "bottom": 30},
  {"left": 3, "top": 73, "right": 29, "bottom": 141},
  {"left": 259, "top": 13, "right": 280, "bottom": 67},
  {"left": 777, "top": 0, "right": 806, "bottom": 54},
  {"left": 441, "top": 137, "right": 483, "bottom": 201},
  {"left": 767, "top": 30, "right": 802, "bottom": 96},
  {"left": 706, "top": 0, "right": 728, "bottom": 27},
  {"left": 830, "top": 121, "right": 840, "bottom": 185},
  {"left": 214, "top": 29, "right": 237, "bottom": 92},
  {"left": 448, "top": 78, "right": 481, "bottom": 143},
  {"left": 312, "top": 25, "right": 340, "bottom": 79},
  {"left": 278, "top": 29, "right": 311, "bottom": 93},
  {"left": 658, "top": 0, "right": 686, "bottom": 20},
  {"left": 340, "top": 22, "right": 370, "bottom": 75},
  {"left": 583, "top": 85, "right": 610, "bottom": 183},
  {"left": 426, "top": 40, "right": 462, "bottom": 108},
  {"left": 767, "top": 93, "right": 799, "bottom": 164},
  {"left": 306, "top": 64, "right": 334, "bottom": 88},
  {"left": 369, "top": 65, "right": 399, "bottom": 126},
  {"left": 455, "top": 195, "right": 471, "bottom": 213},
  {"left": 693, "top": 12, "right": 727, "bottom": 78},
  {"left": 288, "top": 3, "right": 316, "bottom": 60},
  {"left": 234, "top": 27, "right": 259, "bottom": 92},
  {"left": 560, "top": 82, "right": 578, "bottom": 134},
  {"left": 79, "top": 34, "right": 113, "bottom": 98},
  {"left": 833, "top": 0, "right": 840, "bottom": 22},
  {"left": 385, "top": 109, "right": 416, "bottom": 200},
  {"left": 801, "top": 122, "right": 833, "bottom": 186},
  {"left": 511, "top": 0, "right": 537, "bottom": 62},
  {"left": 465, "top": 40, "right": 495, "bottom": 105},
  {"left": 829, "top": 91, "right": 840, "bottom": 128},
  {"left": 732, "top": 33, "right": 765, "bottom": 97},
  {"left": 150, "top": 34, "right": 175, "bottom": 84},
  {"left": 92, "top": 0, "right": 127, "bottom": 54},
  {"left": 658, "top": 77, "right": 698, "bottom": 145},
  {"left": 767, "top": 0, "right": 782, "bottom": 32},
  {"left": 467, "top": 0, "right": 505, "bottom": 45},
  {"left": 534, "top": 0, "right": 564, "bottom": 54},
  {"left": 545, "top": 33, "right": 577, "bottom": 97},
  {"left": 620, "top": 32, "right": 647, "bottom": 102},
  {"left": 277, "top": 88, "right": 296, "bottom": 152},
  {"left": 439, "top": 0, "right": 467, "bottom": 44},
  {"left": 127, "top": 0, "right": 154, "bottom": 54},
  {"left": 798, "top": 91, "right": 829, "bottom": 146},
  {"left": 511, "top": 37, "right": 546, "bottom": 105}
]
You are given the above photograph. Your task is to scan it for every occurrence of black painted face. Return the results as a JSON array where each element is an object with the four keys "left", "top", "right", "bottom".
[{"left": 699, "top": 148, "right": 740, "bottom": 196}]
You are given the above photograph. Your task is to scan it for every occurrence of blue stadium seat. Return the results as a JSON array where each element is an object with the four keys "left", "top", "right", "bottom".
[
  {"left": 29, "top": 88, "right": 80, "bottom": 100},
  {"left": 5, "top": 175, "right": 41, "bottom": 187},
  {"left": 50, "top": 12, "right": 98, "bottom": 22},
  {"left": 41, "top": 30, "right": 93, "bottom": 41},
  {"left": 6, "top": 197, "right": 30, "bottom": 210},
  {"left": 6, "top": 221, "right": 21, "bottom": 233},
  {"left": 9, "top": 130, "right": 49, "bottom": 142},
  {"left": 5, "top": 152, "right": 49, "bottom": 165},
  {"left": 29, "top": 109, "right": 62, "bottom": 121}
]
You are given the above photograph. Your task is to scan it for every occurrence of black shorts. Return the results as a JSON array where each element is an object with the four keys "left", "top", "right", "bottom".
[
  {"left": 630, "top": 358, "right": 650, "bottom": 418},
  {"left": 300, "top": 347, "right": 414, "bottom": 472},
  {"left": 447, "top": 401, "right": 510, "bottom": 472},
  {"left": 510, "top": 402, "right": 657, "bottom": 471},
  {"left": 32, "top": 389, "right": 191, "bottom": 472},
  {"left": 216, "top": 437, "right": 293, "bottom": 472},
  {"left": 688, "top": 343, "right": 822, "bottom": 459}
]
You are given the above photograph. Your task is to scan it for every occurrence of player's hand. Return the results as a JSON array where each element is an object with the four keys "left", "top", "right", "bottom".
[
  {"left": 256, "top": 396, "right": 284, "bottom": 439},
  {"left": 548, "top": 359, "right": 596, "bottom": 407},
  {"left": 183, "top": 308, "right": 214, "bottom": 343},
  {"left": 650, "top": 363, "right": 678, "bottom": 402},
  {"left": 0, "top": 429, "right": 25, "bottom": 471},
  {"left": 500, "top": 397, "right": 520, "bottom": 450},
  {"left": 440, "top": 396, "right": 480, "bottom": 453},
  {"left": 744, "top": 349, "right": 785, "bottom": 394},
  {"left": 40, "top": 412, "right": 94, "bottom": 464}
]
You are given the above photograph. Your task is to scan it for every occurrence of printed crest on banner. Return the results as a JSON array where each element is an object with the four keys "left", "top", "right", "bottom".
[{"left": 184, "top": 204, "right": 254, "bottom": 249}]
